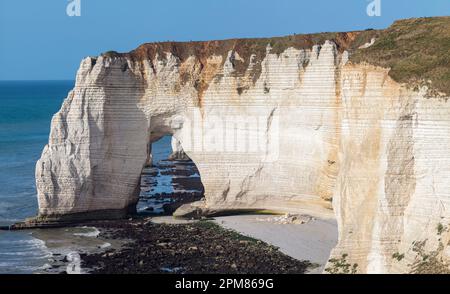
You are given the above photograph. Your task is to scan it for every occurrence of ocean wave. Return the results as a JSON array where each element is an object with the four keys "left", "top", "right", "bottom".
[
  {"left": 73, "top": 227, "right": 100, "bottom": 238},
  {"left": 0, "top": 263, "right": 45, "bottom": 271},
  {"left": 0, "top": 238, "right": 45, "bottom": 246},
  {"left": 99, "top": 242, "right": 111, "bottom": 249},
  {"left": 0, "top": 233, "right": 52, "bottom": 274},
  {"left": 0, "top": 250, "right": 52, "bottom": 257}
]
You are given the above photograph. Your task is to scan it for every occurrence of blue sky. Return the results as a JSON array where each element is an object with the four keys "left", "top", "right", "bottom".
[{"left": 0, "top": 0, "right": 448, "bottom": 80}]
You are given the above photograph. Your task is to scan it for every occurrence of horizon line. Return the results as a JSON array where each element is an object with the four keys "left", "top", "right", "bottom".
[{"left": 0, "top": 79, "right": 75, "bottom": 82}]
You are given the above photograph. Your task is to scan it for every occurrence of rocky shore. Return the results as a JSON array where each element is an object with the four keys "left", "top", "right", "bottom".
[
  {"left": 27, "top": 151, "right": 317, "bottom": 274},
  {"left": 80, "top": 217, "right": 315, "bottom": 274},
  {"left": 137, "top": 159, "right": 204, "bottom": 215}
]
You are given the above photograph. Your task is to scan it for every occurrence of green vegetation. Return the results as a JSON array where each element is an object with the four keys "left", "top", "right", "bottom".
[
  {"left": 206, "top": 209, "right": 284, "bottom": 217},
  {"left": 324, "top": 253, "right": 358, "bottom": 274},
  {"left": 437, "top": 223, "right": 446, "bottom": 235},
  {"left": 392, "top": 252, "right": 405, "bottom": 261},
  {"left": 123, "top": 16, "right": 449, "bottom": 97},
  {"left": 194, "top": 220, "right": 261, "bottom": 244},
  {"left": 102, "top": 50, "right": 121, "bottom": 58},
  {"left": 241, "top": 209, "right": 284, "bottom": 216},
  {"left": 350, "top": 16, "right": 450, "bottom": 96},
  {"left": 409, "top": 240, "right": 450, "bottom": 274}
]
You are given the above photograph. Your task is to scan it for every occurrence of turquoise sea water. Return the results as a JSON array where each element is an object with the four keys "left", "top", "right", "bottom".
[
  {"left": 0, "top": 81, "right": 72, "bottom": 273},
  {"left": 0, "top": 81, "right": 72, "bottom": 225},
  {"left": 0, "top": 81, "right": 178, "bottom": 273}
]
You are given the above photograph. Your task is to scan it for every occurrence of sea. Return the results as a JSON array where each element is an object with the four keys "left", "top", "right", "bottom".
[{"left": 0, "top": 81, "right": 181, "bottom": 274}]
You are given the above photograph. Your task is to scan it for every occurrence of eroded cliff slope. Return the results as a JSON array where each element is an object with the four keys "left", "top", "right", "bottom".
[{"left": 35, "top": 16, "right": 450, "bottom": 273}]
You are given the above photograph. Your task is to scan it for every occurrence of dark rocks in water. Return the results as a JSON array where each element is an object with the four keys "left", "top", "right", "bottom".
[
  {"left": 139, "top": 157, "right": 205, "bottom": 217},
  {"left": 172, "top": 203, "right": 204, "bottom": 219},
  {"left": 141, "top": 169, "right": 158, "bottom": 177},
  {"left": 80, "top": 218, "right": 313, "bottom": 274},
  {"left": 162, "top": 203, "right": 180, "bottom": 215},
  {"left": 172, "top": 177, "right": 204, "bottom": 192},
  {"left": 168, "top": 151, "right": 190, "bottom": 161}
]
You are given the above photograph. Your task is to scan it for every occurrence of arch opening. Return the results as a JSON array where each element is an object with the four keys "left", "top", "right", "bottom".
[{"left": 136, "top": 135, "right": 205, "bottom": 216}]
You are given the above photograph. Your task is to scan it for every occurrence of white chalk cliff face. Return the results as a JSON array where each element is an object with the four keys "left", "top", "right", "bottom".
[
  {"left": 168, "top": 137, "right": 189, "bottom": 161},
  {"left": 35, "top": 27, "right": 450, "bottom": 273}
]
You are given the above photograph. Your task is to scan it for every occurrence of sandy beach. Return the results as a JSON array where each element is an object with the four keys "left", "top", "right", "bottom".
[
  {"left": 213, "top": 214, "right": 338, "bottom": 273},
  {"left": 150, "top": 213, "right": 338, "bottom": 273}
]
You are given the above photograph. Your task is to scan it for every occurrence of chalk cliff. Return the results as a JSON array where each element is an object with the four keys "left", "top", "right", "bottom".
[
  {"left": 35, "top": 17, "right": 450, "bottom": 273},
  {"left": 168, "top": 137, "right": 190, "bottom": 161}
]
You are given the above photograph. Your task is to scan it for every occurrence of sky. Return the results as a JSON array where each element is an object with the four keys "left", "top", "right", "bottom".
[{"left": 0, "top": 0, "right": 448, "bottom": 80}]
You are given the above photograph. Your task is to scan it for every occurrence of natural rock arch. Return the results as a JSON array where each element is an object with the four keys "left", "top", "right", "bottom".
[
  {"left": 36, "top": 42, "right": 341, "bottom": 221},
  {"left": 34, "top": 33, "right": 450, "bottom": 273}
]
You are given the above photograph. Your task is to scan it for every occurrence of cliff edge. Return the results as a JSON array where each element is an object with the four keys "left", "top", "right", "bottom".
[{"left": 35, "top": 16, "right": 450, "bottom": 273}]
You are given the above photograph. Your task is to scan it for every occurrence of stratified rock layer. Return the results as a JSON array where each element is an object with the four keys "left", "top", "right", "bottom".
[{"left": 36, "top": 17, "right": 450, "bottom": 273}]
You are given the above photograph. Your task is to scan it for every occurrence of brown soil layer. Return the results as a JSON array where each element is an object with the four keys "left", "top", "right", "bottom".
[
  {"left": 102, "top": 16, "right": 450, "bottom": 97},
  {"left": 80, "top": 218, "right": 314, "bottom": 274}
]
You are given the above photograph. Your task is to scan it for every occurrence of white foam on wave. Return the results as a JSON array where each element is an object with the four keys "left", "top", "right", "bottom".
[
  {"left": 99, "top": 242, "right": 111, "bottom": 249},
  {"left": 38, "top": 263, "right": 52, "bottom": 270},
  {"left": 0, "top": 238, "right": 45, "bottom": 245},
  {"left": 65, "top": 251, "right": 83, "bottom": 274},
  {"left": 73, "top": 226, "right": 100, "bottom": 238},
  {"left": 0, "top": 233, "right": 53, "bottom": 274}
]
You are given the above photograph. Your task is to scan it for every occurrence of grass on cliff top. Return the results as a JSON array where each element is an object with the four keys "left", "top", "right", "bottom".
[
  {"left": 350, "top": 16, "right": 450, "bottom": 96},
  {"left": 101, "top": 16, "right": 449, "bottom": 96}
]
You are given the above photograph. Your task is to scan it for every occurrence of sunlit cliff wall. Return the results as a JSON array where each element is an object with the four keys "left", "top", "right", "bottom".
[{"left": 35, "top": 17, "right": 450, "bottom": 273}]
